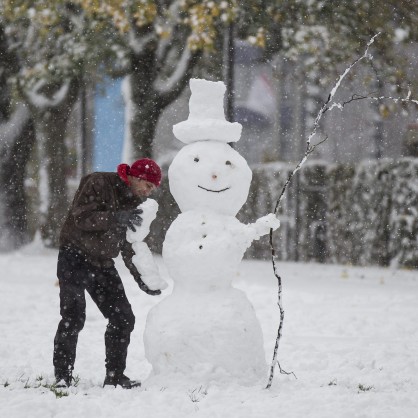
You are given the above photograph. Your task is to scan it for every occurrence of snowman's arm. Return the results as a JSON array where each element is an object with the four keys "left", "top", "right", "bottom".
[
  {"left": 244, "top": 213, "right": 281, "bottom": 242},
  {"left": 120, "top": 240, "right": 161, "bottom": 295}
]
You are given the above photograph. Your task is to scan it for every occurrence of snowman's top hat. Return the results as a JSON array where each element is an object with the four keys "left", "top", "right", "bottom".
[{"left": 173, "top": 78, "right": 242, "bottom": 144}]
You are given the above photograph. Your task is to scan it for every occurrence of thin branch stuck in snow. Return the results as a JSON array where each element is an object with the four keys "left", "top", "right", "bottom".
[{"left": 266, "top": 32, "right": 418, "bottom": 389}]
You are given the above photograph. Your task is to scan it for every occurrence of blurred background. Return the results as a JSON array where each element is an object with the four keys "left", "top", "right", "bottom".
[{"left": 0, "top": 0, "right": 417, "bottom": 268}]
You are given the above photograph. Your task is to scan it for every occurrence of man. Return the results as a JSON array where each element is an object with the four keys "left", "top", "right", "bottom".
[{"left": 53, "top": 158, "right": 162, "bottom": 389}]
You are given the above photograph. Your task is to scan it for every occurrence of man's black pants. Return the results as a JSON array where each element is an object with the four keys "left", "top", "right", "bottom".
[{"left": 53, "top": 246, "right": 135, "bottom": 378}]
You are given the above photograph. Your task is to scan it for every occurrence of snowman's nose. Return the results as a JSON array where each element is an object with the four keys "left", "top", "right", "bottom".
[{"left": 212, "top": 174, "right": 218, "bottom": 180}]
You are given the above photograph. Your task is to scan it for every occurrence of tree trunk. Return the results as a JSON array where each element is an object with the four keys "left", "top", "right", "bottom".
[
  {"left": 372, "top": 78, "right": 385, "bottom": 159},
  {"left": 0, "top": 116, "right": 36, "bottom": 250},
  {"left": 129, "top": 76, "right": 163, "bottom": 159},
  {"left": 39, "top": 109, "right": 73, "bottom": 247},
  {"left": 27, "top": 79, "right": 80, "bottom": 248},
  {"left": 127, "top": 51, "right": 163, "bottom": 159},
  {"left": 126, "top": 42, "right": 201, "bottom": 159},
  {"left": 0, "top": 25, "right": 36, "bottom": 250}
]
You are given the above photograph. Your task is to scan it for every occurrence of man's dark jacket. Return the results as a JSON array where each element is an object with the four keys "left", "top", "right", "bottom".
[{"left": 60, "top": 172, "right": 145, "bottom": 283}]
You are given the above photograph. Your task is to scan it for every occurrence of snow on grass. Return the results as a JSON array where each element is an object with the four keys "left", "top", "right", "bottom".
[{"left": 0, "top": 243, "right": 417, "bottom": 417}]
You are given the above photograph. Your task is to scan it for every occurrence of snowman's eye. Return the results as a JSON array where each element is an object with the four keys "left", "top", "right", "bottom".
[
  {"left": 194, "top": 157, "right": 200, "bottom": 162},
  {"left": 226, "top": 160, "right": 232, "bottom": 166}
]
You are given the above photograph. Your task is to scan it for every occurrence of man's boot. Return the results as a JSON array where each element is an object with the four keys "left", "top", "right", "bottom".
[
  {"left": 103, "top": 371, "right": 141, "bottom": 389},
  {"left": 54, "top": 369, "right": 73, "bottom": 388}
]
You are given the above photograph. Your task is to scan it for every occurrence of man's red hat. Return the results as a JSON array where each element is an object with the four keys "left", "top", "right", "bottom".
[{"left": 117, "top": 158, "right": 162, "bottom": 186}]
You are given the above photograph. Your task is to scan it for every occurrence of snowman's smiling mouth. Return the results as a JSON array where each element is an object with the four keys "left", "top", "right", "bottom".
[{"left": 198, "top": 185, "right": 230, "bottom": 193}]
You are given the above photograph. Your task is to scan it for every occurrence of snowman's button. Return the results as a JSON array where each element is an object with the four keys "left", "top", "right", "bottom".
[
  {"left": 202, "top": 222, "right": 206, "bottom": 225},
  {"left": 202, "top": 234, "right": 207, "bottom": 238},
  {"left": 199, "top": 245, "right": 203, "bottom": 249}
]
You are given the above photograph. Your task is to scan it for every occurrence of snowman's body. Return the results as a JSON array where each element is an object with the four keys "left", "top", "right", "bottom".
[
  {"left": 143, "top": 80, "right": 279, "bottom": 387},
  {"left": 145, "top": 210, "right": 266, "bottom": 383},
  {"left": 163, "top": 211, "right": 254, "bottom": 289}
]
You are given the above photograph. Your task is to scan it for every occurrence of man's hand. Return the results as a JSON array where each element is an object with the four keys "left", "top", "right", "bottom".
[
  {"left": 136, "top": 277, "right": 162, "bottom": 296},
  {"left": 115, "top": 208, "right": 143, "bottom": 232}
]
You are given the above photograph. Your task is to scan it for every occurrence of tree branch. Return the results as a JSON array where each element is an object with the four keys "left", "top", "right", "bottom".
[
  {"left": 155, "top": 46, "right": 202, "bottom": 110},
  {"left": 155, "top": 2, "right": 184, "bottom": 65},
  {"left": 265, "top": 32, "right": 418, "bottom": 389},
  {"left": 266, "top": 32, "right": 380, "bottom": 389},
  {"left": 21, "top": 77, "right": 80, "bottom": 114}
]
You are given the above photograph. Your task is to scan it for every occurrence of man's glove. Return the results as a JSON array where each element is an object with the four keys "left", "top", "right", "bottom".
[
  {"left": 115, "top": 208, "right": 143, "bottom": 232},
  {"left": 136, "top": 276, "right": 161, "bottom": 296}
]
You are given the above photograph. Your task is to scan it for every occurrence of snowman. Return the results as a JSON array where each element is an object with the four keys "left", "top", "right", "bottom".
[{"left": 143, "top": 79, "right": 280, "bottom": 387}]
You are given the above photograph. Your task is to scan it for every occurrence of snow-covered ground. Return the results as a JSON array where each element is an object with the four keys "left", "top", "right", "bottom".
[{"left": 1, "top": 241, "right": 417, "bottom": 418}]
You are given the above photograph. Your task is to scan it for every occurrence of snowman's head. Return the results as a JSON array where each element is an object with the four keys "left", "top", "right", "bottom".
[{"left": 169, "top": 141, "right": 252, "bottom": 216}]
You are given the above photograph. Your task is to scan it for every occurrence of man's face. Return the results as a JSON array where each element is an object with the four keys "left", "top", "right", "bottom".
[{"left": 128, "top": 176, "right": 157, "bottom": 197}]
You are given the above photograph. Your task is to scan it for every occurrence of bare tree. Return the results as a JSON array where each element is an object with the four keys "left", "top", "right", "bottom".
[
  {"left": 0, "top": 24, "right": 36, "bottom": 250},
  {"left": 3, "top": 0, "right": 99, "bottom": 246}
]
